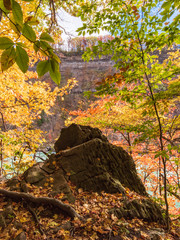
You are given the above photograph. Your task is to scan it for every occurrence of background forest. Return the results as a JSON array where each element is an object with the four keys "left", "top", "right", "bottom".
[{"left": 0, "top": 0, "right": 179, "bottom": 239}]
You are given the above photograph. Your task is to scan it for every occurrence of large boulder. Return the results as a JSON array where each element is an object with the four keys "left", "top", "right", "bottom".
[
  {"left": 54, "top": 137, "right": 146, "bottom": 195},
  {"left": 23, "top": 124, "right": 146, "bottom": 199}
]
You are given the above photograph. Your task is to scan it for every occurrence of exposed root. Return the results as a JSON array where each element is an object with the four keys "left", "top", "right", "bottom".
[{"left": 0, "top": 188, "right": 81, "bottom": 220}]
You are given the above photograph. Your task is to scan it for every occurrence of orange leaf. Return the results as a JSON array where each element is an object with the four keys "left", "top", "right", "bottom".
[{"left": 132, "top": 6, "right": 137, "bottom": 11}]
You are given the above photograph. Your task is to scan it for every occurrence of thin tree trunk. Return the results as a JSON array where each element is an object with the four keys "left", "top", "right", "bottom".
[{"left": 0, "top": 139, "right": 2, "bottom": 176}]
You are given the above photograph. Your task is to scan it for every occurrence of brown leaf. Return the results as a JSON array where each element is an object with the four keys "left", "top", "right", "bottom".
[
  {"left": 3, "top": 0, "right": 12, "bottom": 10},
  {"left": 132, "top": 6, "right": 137, "bottom": 11}
]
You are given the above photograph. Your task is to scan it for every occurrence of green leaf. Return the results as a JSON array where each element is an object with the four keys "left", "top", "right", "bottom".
[
  {"left": 155, "top": 150, "right": 169, "bottom": 159},
  {"left": 16, "top": 42, "right": 27, "bottom": 48},
  {"left": 161, "top": 1, "right": 172, "bottom": 10},
  {"left": 22, "top": 23, "right": 36, "bottom": 42},
  {"left": 33, "top": 41, "right": 40, "bottom": 53},
  {"left": 49, "top": 59, "right": 61, "bottom": 85},
  {"left": 36, "top": 60, "right": 50, "bottom": 77},
  {"left": 48, "top": 50, "right": 61, "bottom": 63},
  {"left": 0, "top": 37, "right": 14, "bottom": 49},
  {"left": 50, "top": 59, "right": 59, "bottom": 72},
  {"left": 39, "top": 40, "right": 52, "bottom": 51},
  {"left": 49, "top": 69, "right": 61, "bottom": 85},
  {"left": 175, "top": 36, "right": 180, "bottom": 44},
  {"left": 15, "top": 45, "right": 29, "bottom": 73},
  {"left": 1, "top": 46, "right": 16, "bottom": 71},
  {"left": 40, "top": 32, "right": 54, "bottom": 43},
  {"left": 12, "top": 0, "right": 23, "bottom": 26},
  {"left": 167, "top": 144, "right": 172, "bottom": 151},
  {"left": 9, "top": 18, "right": 22, "bottom": 36}
]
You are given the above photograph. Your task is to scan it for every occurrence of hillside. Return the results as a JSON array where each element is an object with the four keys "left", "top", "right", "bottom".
[{"left": 0, "top": 125, "right": 179, "bottom": 240}]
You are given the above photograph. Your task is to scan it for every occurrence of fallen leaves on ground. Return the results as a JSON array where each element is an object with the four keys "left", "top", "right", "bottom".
[{"left": 0, "top": 181, "right": 179, "bottom": 240}]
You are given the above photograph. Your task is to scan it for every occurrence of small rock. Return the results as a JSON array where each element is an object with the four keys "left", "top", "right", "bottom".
[
  {"left": 150, "top": 234, "right": 162, "bottom": 240},
  {"left": 61, "top": 221, "right": 72, "bottom": 231},
  {"left": 110, "top": 199, "right": 165, "bottom": 224},
  {"left": 23, "top": 163, "right": 45, "bottom": 184},
  {"left": 148, "top": 228, "right": 165, "bottom": 240},
  {"left": 54, "top": 123, "right": 108, "bottom": 152}
]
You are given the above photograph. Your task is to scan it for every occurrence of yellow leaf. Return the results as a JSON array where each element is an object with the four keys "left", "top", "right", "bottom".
[
  {"left": 48, "top": 221, "right": 59, "bottom": 227},
  {"left": 53, "top": 214, "right": 58, "bottom": 219},
  {"left": 14, "top": 206, "right": 19, "bottom": 210},
  {"left": 78, "top": 188, "right": 83, "bottom": 193},
  {"left": 113, "top": 230, "right": 118, "bottom": 236},
  {"left": 20, "top": 217, "right": 28, "bottom": 223},
  {"left": 49, "top": 177, "right": 54, "bottom": 182},
  {"left": 86, "top": 218, "right": 92, "bottom": 222}
]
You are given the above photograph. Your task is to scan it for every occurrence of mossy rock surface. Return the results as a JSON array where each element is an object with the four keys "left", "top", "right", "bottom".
[{"left": 110, "top": 198, "right": 165, "bottom": 224}]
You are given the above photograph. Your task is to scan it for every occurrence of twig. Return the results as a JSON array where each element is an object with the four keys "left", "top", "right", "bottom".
[
  {"left": 26, "top": 203, "right": 46, "bottom": 236},
  {"left": 167, "top": 186, "right": 180, "bottom": 201},
  {"left": 19, "top": 181, "right": 46, "bottom": 236},
  {"left": 0, "top": 8, "right": 2, "bottom": 22},
  {"left": 34, "top": 0, "right": 42, "bottom": 17},
  {"left": 108, "top": 229, "right": 112, "bottom": 240},
  {"left": 36, "top": 150, "right": 50, "bottom": 157}
]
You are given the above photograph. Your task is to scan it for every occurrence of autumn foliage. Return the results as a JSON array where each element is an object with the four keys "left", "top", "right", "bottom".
[
  {"left": 67, "top": 49, "right": 180, "bottom": 216},
  {"left": 67, "top": 35, "right": 114, "bottom": 52},
  {"left": 0, "top": 0, "right": 77, "bottom": 176},
  {"left": 0, "top": 0, "right": 180, "bottom": 237}
]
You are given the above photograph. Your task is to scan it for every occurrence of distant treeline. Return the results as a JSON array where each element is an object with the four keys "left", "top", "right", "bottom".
[
  {"left": 57, "top": 35, "right": 180, "bottom": 53},
  {"left": 66, "top": 35, "right": 114, "bottom": 52}
]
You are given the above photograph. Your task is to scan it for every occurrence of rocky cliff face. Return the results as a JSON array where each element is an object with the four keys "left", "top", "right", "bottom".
[
  {"left": 37, "top": 54, "right": 116, "bottom": 144},
  {"left": 35, "top": 50, "right": 176, "bottom": 146}
]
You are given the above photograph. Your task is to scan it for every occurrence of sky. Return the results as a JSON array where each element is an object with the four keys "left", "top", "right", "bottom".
[
  {"left": 57, "top": 9, "right": 108, "bottom": 50},
  {"left": 58, "top": 6, "right": 179, "bottom": 50},
  {"left": 58, "top": 9, "right": 83, "bottom": 41}
]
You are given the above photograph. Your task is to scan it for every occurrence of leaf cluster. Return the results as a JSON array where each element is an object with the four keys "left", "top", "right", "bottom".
[{"left": 0, "top": 0, "right": 61, "bottom": 84}]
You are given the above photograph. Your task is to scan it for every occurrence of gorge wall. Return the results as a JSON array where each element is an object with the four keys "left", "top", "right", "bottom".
[
  {"left": 36, "top": 50, "right": 176, "bottom": 146},
  {"left": 38, "top": 53, "right": 115, "bottom": 145}
]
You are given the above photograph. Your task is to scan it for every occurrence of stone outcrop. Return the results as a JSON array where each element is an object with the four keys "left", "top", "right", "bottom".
[
  {"left": 54, "top": 123, "right": 108, "bottom": 152},
  {"left": 110, "top": 198, "right": 165, "bottom": 224},
  {"left": 24, "top": 124, "right": 147, "bottom": 198},
  {"left": 9, "top": 124, "right": 165, "bottom": 223}
]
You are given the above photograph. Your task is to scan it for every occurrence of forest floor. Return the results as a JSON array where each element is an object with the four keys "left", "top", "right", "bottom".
[{"left": 0, "top": 179, "right": 179, "bottom": 240}]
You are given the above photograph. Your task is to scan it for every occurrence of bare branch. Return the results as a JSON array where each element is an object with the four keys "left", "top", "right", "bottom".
[{"left": 167, "top": 186, "right": 180, "bottom": 201}]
